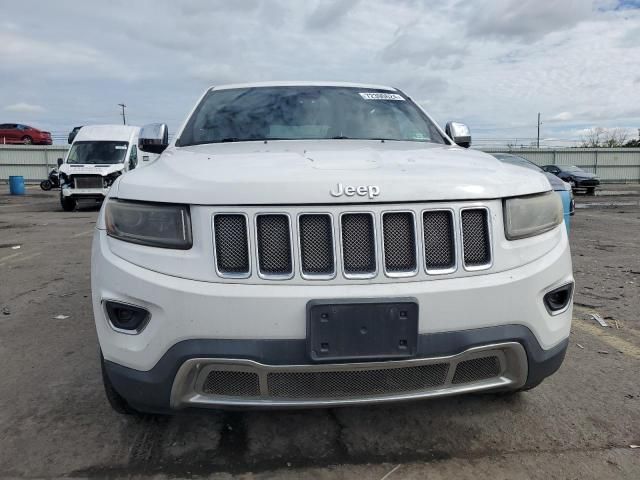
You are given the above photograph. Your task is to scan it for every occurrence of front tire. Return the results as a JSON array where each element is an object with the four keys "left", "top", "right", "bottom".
[
  {"left": 60, "top": 191, "right": 76, "bottom": 211},
  {"left": 586, "top": 187, "right": 596, "bottom": 196},
  {"left": 22, "top": 136, "right": 33, "bottom": 145},
  {"left": 40, "top": 180, "right": 52, "bottom": 191},
  {"left": 101, "top": 354, "right": 140, "bottom": 415}
]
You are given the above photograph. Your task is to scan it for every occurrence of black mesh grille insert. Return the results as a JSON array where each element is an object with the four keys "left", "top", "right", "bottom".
[
  {"left": 256, "top": 214, "right": 293, "bottom": 275},
  {"left": 382, "top": 212, "right": 416, "bottom": 272},
  {"left": 214, "top": 215, "right": 249, "bottom": 274},
  {"left": 341, "top": 213, "right": 376, "bottom": 275},
  {"left": 202, "top": 370, "right": 260, "bottom": 396},
  {"left": 423, "top": 210, "right": 455, "bottom": 270},
  {"left": 266, "top": 363, "right": 449, "bottom": 399},
  {"left": 452, "top": 356, "right": 501, "bottom": 384},
  {"left": 461, "top": 209, "right": 491, "bottom": 266},
  {"left": 74, "top": 175, "right": 103, "bottom": 189},
  {"left": 299, "top": 214, "right": 334, "bottom": 275}
]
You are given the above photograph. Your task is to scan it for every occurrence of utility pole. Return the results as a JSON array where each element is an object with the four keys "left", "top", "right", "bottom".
[
  {"left": 537, "top": 112, "right": 541, "bottom": 148},
  {"left": 118, "top": 103, "right": 127, "bottom": 125}
]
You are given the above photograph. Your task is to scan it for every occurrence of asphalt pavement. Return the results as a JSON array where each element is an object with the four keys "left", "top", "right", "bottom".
[{"left": 0, "top": 186, "right": 638, "bottom": 479}]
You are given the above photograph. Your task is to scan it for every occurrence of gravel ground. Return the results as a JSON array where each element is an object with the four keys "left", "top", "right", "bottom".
[{"left": 0, "top": 185, "right": 638, "bottom": 479}]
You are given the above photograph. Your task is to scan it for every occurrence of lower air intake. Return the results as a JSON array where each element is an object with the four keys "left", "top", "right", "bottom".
[
  {"left": 202, "top": 370, "right": 261, "bottom": 397},
  {"left": 266, "top": 363, "right": 449, "bottom": 399},
  {"left": 452, "top": 356, "right": 501, "bottom": 384}
]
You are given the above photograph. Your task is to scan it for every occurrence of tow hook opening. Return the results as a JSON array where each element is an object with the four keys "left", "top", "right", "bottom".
[{"left": 543, "top": 283, "right": 574, "bottom": 315}]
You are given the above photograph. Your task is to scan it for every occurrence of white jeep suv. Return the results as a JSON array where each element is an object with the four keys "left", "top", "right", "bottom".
[{"left": 91, "top": 82, "right": 573, "bottom": 414}]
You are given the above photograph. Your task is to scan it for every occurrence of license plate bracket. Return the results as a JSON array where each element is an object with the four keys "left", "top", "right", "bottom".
[{"left": 307, "top": 298, "right": 419, "bottom": 362}]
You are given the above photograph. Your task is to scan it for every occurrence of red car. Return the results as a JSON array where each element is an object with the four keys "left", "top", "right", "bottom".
[{"left": 0, "top": 123, "right": 52, "bottom": 145}]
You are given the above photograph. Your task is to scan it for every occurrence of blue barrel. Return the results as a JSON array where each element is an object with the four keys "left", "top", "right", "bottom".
[{"left": 9, "top": 176, "right": 25, "bottom": 195}]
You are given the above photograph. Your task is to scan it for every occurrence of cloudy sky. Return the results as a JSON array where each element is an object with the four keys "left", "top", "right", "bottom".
[{"left": 1, "top": 0, "right": 639, "bottom": 146}]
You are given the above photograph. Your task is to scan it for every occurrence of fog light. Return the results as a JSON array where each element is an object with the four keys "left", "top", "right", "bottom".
[
  {"left": 543, "top": 283, "right": 574, "bottom": 314},
  {"left": 104, "top": 300, "right": 150, "bottom": 333}
]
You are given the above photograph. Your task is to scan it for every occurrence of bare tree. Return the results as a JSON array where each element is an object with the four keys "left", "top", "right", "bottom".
[
  {"left": 581, "top": 127, "right": 604, "bottom": 148},
  {"left": 603, "top": 128, "right": 628, "bottom": 147},
  {"left": 580, "top": 127, "right": 629, "bottom": 148}
]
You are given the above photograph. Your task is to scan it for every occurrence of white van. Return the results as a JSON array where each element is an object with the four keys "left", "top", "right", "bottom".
[{"left": 58, "top": 125, "right": 154, "bottom": 211}]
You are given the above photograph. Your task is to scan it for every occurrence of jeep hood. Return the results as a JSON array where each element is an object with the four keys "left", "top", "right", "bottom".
[{"left": 115, "top": 140, "right": 551, "bottom": 204}]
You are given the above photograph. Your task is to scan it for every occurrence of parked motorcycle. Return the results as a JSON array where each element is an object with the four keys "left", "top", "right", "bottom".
[{"left": 40, "top": 168, "right": 60, "bottom": 191}]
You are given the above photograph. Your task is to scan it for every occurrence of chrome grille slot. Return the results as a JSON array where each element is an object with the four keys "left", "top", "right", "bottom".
[
  {"left": 341, "top": 213, "right": 376, "bottom": 277},
  {"left": 461, "top": 208, "right": 491, "bottom": 268},
  {"left": 382, "top": 212, "right": 417, "bottom": 275},
  {"left": 213, "top": 214, "right": 250, "bottom": 277},
  {"left": 256, "top": 214, "right": 293, "bottom": 277},
  {"left": 73, "top": 175, "right": 103, "bottom": 189},
  {"left": 298, "top": 214, "right": 335, "bottom": 277},
  {"left": 423, "top": 210, "right": 455, "bottom": 272},
  {"left": 452, "top": 356, "right": 501, "bottom": 384}
]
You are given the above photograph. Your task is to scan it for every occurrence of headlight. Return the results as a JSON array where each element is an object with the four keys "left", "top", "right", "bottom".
[
  {"left": 104, "top": 171, "right": 122, "bottom": 187},
  {"left": 105, "top": 199, "right": 192, "bottom": 249},
  {"left": 503, "top": 192, "right": 563, "bottom": 240}
]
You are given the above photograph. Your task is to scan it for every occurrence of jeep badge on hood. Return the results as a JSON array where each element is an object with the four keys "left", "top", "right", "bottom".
[{"left": 330, "top": 183, "right": 380, "bottom": 199}]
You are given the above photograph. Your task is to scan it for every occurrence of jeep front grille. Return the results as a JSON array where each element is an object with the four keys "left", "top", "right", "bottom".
[{"left": 211, "top": 203, "right": 493, "bottom": 281}]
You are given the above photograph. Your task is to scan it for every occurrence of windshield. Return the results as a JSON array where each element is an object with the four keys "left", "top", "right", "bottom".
[
  {"left": 563, "top": 165, "right": 585, "bottom": 173},
  {"left": 67, "top": 141, "right": 129, "bottom": 165},
  {"left": 177, "top": 86, "right": 447, "bottom": 146},
  {"left": 493, "top": 154, "right": 541, "bottom": 172}
]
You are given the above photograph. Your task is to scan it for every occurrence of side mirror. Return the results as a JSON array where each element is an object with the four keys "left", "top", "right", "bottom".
[
  {"left": 57, "top": 158, "right": 63, "bottom": 167},
  {"left": 445, "top": 122, "right": 471, "bottom": 148},
  {"left": 139, "top": 123, "right": 169, "bottom": 154}
]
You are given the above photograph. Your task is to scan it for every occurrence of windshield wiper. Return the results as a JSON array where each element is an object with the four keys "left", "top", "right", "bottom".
[{"left": 219, "top": 137, "right": 241, "bottom": 143}]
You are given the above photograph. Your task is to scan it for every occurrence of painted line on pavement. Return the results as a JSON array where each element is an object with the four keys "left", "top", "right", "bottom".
[
  {"left": 572, "top": 314, "right": 640, "bottom": 360},
  {"left": 0, "top": 252, "right": 23, "bottom": 263},
  {"left": 71, "top": 229, "right": 94, "bottom": 238}
]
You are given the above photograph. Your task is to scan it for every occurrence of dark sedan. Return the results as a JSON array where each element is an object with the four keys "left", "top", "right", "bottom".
[{"left": 542, "top": 165, "right": 599, "bottom": 195}]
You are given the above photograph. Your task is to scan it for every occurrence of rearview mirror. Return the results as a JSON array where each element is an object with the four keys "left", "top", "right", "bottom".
[
  {"left": 57, "top": 158, "right": 63, "bottom": 167},
  {"left": 445, "top": 122, "right": 471, "bottom": 148},
  {"left": 139, "top": 123, "right": 169, "bottom": 154}
]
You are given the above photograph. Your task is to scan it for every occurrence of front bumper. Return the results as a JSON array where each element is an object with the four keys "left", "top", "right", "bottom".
[
  {"left": 62, "top": 186, "right": 109, "bottom": 198},
  {"left": 574, "top": 179, "right": 599, "bottom": 188},
  {"left": 104, "top": 328, "right": 568, "bottom": 412},
  {"left": 93, "top": 225, "right": 573, "bottom": 411}
]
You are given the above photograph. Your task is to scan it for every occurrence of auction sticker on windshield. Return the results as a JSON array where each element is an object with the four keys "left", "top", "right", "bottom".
[{"left": 359, "top": 92, "right": 405, "bottom": 100}]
